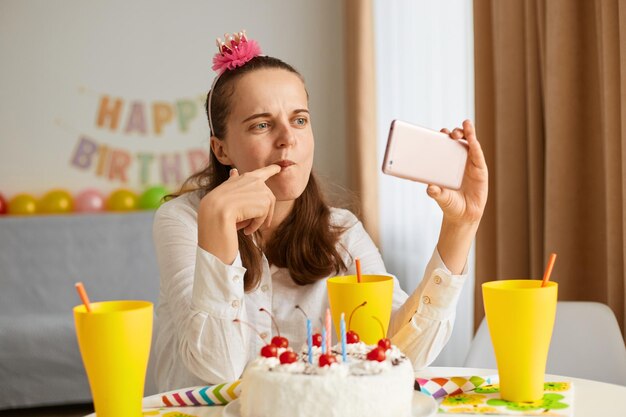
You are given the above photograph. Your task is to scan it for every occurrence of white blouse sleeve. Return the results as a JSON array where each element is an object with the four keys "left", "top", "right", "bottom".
[
  {"left": 388, "top": 249, "right": 466, "bottom": 369},
  {"left": 153, "top": 206, "right": 251, "bottom": 385},
  {"left": 342, "top": 215, "right": 467, "bottom": 370}
]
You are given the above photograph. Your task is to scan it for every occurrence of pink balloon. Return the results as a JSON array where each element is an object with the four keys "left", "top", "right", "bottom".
[{"left": 74, "top": 189, "right": 105, "bottom": 213}]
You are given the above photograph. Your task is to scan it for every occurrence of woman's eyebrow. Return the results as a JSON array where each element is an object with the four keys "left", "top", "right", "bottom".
[
  {"left": 241, "top": 109, "right": 310, "bottom": 123},
  {"left": 241, "top": 112, "right": 272, "bottom": 124}
]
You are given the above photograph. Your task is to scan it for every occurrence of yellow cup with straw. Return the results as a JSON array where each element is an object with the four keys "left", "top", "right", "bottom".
[
  {"left": 327, "top": 259, "right": 394, "bottom": 345},
  {"left": 482, "top": 254, "right": 559, "bottom": 402},
  {"left": 73, "top": 283, "right": 152, "bottom": 417}
]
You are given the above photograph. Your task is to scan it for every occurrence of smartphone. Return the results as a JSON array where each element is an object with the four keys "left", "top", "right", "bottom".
[{"left": 381, "top": 119, "right": 469, "bottom": 190}]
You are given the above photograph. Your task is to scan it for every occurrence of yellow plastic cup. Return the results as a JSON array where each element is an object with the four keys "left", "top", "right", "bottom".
[
  {"left": 482, "top": 280, "right": 558, "bottom": 402},
  {"left": 327, "top": 275, "right": 393, "bottom": 345},
  {"left": 73, "top": 300, "right": 153, "bottom": 417}
]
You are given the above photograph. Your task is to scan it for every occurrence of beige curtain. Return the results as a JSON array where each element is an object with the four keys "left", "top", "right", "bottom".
[
  {"left": 474, "top": 0, "right": 626, "bottom": 335},
  {"left": 343, "top": 0, "right": 379, "bottom": 245}
]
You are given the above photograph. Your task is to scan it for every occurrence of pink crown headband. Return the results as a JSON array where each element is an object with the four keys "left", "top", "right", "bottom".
[{"left": 208, "top": 30, "right": 262, "bottom": 135}]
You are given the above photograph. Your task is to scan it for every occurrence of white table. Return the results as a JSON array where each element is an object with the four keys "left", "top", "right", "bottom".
[{"left": 85, "top": 367, "right": 626, "bottom": 417}]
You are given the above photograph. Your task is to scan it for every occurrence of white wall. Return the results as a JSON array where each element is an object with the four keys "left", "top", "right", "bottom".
[{"left": 0, "top": 0, "right": 347, "bottom": 195}]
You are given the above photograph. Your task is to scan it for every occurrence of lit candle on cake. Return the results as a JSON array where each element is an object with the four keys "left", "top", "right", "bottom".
[
  {"left": 307, "top": 318, "right": 312, "bottom": 364},
  {"left": 325, "top": 308, "right": 331, "bottom": 353},
  {"left": 340, "top": 312, "right": 346, "bottom": 362}
]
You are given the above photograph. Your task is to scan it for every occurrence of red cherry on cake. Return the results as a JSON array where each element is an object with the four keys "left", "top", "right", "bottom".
[
  {"left": 259, "top": 308, "right": 290, "bottom": 349},
  {"left": 295, "top": 306, "right": 322, "bottom": 348},
  {"left": 377, "top": 338, "right": 391, "bottom": 350},
  {"left": 233, "top": 317, "right": 283, "bottom": 358},
  {"left": 367, "top": 346, "right": 386, "bottom": 362},
  {"left": 371, "top": 315, "right": 390, "bottom": 351},
  {"left": 279, "top": 350, "right": 298, "bottom": 364},
  {"left": 346, "top": 330, "right": 360, "bottom": 344},
  {"left": 312, "top": 333, "right": 322, "bottom": 347},
  {"left": 319, "top": 353, "right": 338, "bottom": 367},
  {"left": 367, "top": 315, "right": 389, "bottom": 362},
  {"left": 347, "top": 301, "right": 368, "bottom": 344},
  {"left": 271, "top": 336, "right": 289, "bottom": 348},
  {"left": 261, "top": 344, "right": 278, "bottom": 358}
]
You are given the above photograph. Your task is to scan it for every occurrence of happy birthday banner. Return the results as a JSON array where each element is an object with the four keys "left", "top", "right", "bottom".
[{"left": 69, "top": 94, "right": 210, "bottom": 188}]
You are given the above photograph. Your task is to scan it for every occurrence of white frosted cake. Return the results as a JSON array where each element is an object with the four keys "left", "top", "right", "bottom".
[{"left": 239, "top": 341, "right": 415, "bottom": 417}]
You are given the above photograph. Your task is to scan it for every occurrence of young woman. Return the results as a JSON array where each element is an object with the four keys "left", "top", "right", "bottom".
[{"left": 153, "top": 32, "right": 488, "bottom": 391}]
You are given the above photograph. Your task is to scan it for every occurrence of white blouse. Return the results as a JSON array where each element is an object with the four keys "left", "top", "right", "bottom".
[{"left": 152, "top": 191, "right": 467, "bottom": 392}]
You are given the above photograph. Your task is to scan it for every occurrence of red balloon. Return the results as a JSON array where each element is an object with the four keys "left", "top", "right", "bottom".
[{"left": 0, "top": 193, "right": 6, "bottom": 215}]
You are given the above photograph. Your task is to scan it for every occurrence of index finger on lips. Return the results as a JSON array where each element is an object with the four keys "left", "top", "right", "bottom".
[{"left": 250, "top": 164, "right": 282, "bottom": 181}]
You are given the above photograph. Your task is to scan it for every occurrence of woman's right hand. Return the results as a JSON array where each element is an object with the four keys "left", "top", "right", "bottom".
[{"left": 197, "top": 164, "right": 281, "bottom": 264}]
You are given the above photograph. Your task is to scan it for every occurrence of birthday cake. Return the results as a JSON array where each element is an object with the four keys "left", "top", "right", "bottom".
[{"left": 239, "top": 340, "right": 415, "bottom": 417}]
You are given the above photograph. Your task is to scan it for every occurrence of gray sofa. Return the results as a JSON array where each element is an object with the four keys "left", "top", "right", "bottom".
[{"left": 0, "top": 212, "right": 160, "bottom": 409}]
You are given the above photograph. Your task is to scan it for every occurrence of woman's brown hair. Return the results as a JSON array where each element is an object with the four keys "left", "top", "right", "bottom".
[{"left": 179, "top": 56, "right": 347, "bottom": 291}]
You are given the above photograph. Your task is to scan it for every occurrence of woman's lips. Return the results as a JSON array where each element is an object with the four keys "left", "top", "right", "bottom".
[{"left": 274, "top": 160, "right": 295, "bottom": 170}]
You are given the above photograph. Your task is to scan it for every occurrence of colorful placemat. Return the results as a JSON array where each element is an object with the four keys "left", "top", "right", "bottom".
[
  {"left": 436, "top": 381, "right": 574, "bottom": 416},
  {"left": 142, "top": 380, "right": 241, "bottom": 407},
  {"left": 142, "top": 411, "right": 203, "bottom": 417},
  {"left": 417, "top": 376, "right": 497, "bottom": 398}
]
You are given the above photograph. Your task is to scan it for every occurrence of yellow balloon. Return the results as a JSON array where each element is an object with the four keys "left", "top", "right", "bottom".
[
  {"left": 8, "top": 194, "right": 38, "bottom": 215},
  {"left": 107, "top": 189, "right": 138, "bottom": 211},
  {"left": 38, "top": 189, "right": 73, "bottom": 214}
]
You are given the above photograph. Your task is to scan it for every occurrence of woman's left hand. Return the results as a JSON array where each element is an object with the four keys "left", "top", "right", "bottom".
[{"left": 427, "top": 119, "right": 488, "bottom": 226}]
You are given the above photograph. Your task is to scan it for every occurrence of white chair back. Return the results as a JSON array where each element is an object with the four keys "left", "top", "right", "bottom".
[{"left": 464, "top": 301, "right": 626, "bottom": 385}]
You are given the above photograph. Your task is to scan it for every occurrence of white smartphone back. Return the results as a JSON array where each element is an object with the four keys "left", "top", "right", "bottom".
[{"left": 381, "top": 120, "right": 468, "bottom": 190}]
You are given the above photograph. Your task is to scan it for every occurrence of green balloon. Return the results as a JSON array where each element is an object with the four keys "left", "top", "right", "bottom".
[{"left": 139, "top": 186, "right": 169, "bottom": 210}]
